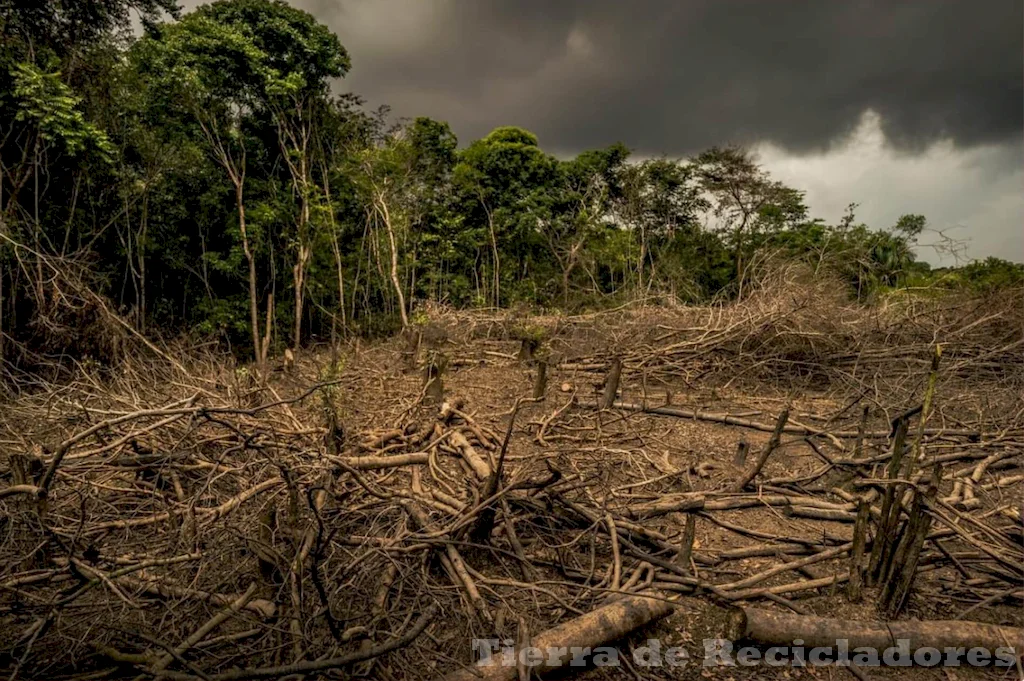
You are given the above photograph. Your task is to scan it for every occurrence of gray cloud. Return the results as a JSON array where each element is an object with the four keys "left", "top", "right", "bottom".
[
  {"left": 178, "top": 0, "right": 1023, "bottom": 262},
  {"left": 304, "top": 0, "right": 1022, "bottom": 155},
  {"left": 756, "top": 112, "right": 1024, "bottom": 266}
]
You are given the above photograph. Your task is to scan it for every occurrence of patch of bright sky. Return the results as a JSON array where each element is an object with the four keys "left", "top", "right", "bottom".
[{"left": 756, "top": 111, "right": 1024, "bottom": 267}]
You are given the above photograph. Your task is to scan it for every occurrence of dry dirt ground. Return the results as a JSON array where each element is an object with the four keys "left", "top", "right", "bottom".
[
  {"left": 2, "top": 286, "right": 1022, "bottom": 680},
  {"left": 319, "top": 325, "right": 1022, "bottom": 680}
]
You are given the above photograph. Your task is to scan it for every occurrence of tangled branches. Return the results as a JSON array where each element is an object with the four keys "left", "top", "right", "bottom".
[{"left": 2, "top": 279, "right": 1022, "bottom": 680}]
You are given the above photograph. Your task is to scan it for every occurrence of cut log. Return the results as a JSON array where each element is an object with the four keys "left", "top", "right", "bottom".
[
  {"left": 450, "top": 431, "right": 491, "bottom": 481},
  {"left": 594, "top": 400, "right": 988, "bottom": 439},
  {"left": 727, "top": 606, "right": 1024, "bottom": 654},
  {"left": 330, "top": 453, "right": 429, "bottom": 470},
  {"left": 626, "top": 492, "right": 854, "bottom": 520},
  {"left": 444, "top": 591, "right": 675, "bottom": 680}
]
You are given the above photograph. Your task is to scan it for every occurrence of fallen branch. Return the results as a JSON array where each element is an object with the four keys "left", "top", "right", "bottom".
[{"left": 159, "top": 604, "right": 437, "bottom": 681}]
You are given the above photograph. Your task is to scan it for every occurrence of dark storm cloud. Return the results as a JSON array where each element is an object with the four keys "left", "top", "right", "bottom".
[{"left": 292, "top": 0, "right": 1021, "bottom": 155}]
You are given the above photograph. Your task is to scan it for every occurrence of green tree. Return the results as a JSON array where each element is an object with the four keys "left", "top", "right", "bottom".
[
  {"left": 197, "top": 0, "right": 349, "bottom": 351},
  {"left": 614, "top": 158, "right": 708, "bottom": 293},
  {"left": 693, "top": 146, "right": 806, "bottom": 295},
  {"left": 454, "top": 126, "right": 558, "bottom": 306},
  {"left": 546, "top": 143, "right": 628, "bottom": 303},
  {"left": 135, "top": 0, "right": 348, "bottom": 368}
]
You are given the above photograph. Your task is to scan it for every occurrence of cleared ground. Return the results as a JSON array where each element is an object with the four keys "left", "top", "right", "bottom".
[{"left": 2, "top": 274, "right": 1022, "bottom": 680}]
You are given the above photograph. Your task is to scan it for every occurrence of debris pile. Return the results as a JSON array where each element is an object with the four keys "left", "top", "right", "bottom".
[{"left": 2, "top": 283, "right": 1022, "bottom": 679}]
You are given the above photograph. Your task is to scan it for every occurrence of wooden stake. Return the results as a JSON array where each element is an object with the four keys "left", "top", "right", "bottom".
[
  {"left": 600, "top": 357, "right": 622, "bottom": 409},
  {"left": 732, "top": 440, "right": 750, "bottom": 467},
  {"left": 531, "top": 360, "right": 547, "bottom": 400},
  {"left": 868, "top": 415, "right": 910, "bottom": 584},
  {"left": 854, "top": 404, "right": 869, "bottom": 459},
  {"left": 424, "top": 351, "right": 446, "bottom": 405},
  {"left": 675, "top": 514, "right": 697, "bottom": 572},
  {"left": 882, "top": 466, "right": 941, "bottom": 616},
  {"left": 847, "top": 498, "right": 870, "bottom": 602}
]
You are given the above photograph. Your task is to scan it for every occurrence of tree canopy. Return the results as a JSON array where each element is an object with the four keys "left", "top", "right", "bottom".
[{"left": 0, "top": 0, "right": 1013, "bottom": 370}]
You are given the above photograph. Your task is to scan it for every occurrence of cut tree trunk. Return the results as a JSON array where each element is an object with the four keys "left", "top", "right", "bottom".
[
  {"left": 600, "top": 357, "right": 622, "bottom": 409},
  {"left": 444, "top": 592, "right": 675, "bottom": 681},
  {"left": 532, "top": 360, "right": 548, "bottom": 399},
  {"left": 729, "top": 407, "right": 790, "bottom": 492},
  {"left": 727, "top": 606, "right": 1024, "bottom": 654}
]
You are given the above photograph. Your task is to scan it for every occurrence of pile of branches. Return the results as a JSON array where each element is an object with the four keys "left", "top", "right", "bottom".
[
  {"left": 2, "top": 295, "right": 1023, "bottom": 680},
  {"left": 433, "top": 265, "right": 1024, "bottom": 402}
]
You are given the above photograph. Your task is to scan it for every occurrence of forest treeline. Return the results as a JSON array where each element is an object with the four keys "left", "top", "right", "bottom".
[{"left": 1, "top": 0, "right": 1021, "bottom": 371}]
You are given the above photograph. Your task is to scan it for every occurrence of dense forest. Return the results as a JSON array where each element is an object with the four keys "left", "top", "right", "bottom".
[{"left": 1, "top": 0, "right": 1020, "bottom": 373}]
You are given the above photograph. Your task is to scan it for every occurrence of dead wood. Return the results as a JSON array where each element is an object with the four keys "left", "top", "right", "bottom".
[
  {"left": 2, "top": 289, "right": 1021, "bottom": 679},
  {"left": 728, "top": 606, "right": 1024, "bottom": 654},
  {"left": 730, "top": 406, "right": 790, "bottom": 492},
  {"left": 443, "top": 592, "right": 675, "bottom": 681}
]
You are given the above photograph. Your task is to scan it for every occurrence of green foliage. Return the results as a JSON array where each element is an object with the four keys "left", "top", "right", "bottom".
[
  {"left": 936, "top": 257, "right": 1024, "bottom": 294},
  {"left": 0, "top": 0, "right": 1019, "bottom": 371},
  {"left": 8, "top": 62, "right": 114, "bottom": 159}
]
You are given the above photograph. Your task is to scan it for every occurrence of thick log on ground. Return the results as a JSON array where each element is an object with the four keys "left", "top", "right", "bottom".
[
  {"left": 626, "top": 492, "right": 854, "bottom": 520},
  {"left": 728, "top": 607, "right": 1024, "bottom": 654},
  {"left": 444, "top": 592, "right": 675, "bottom": 680}
]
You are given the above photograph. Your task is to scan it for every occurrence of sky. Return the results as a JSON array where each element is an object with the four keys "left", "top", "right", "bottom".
[{"left": 182, "top": 0, "right": 1024, "bottom": 265}]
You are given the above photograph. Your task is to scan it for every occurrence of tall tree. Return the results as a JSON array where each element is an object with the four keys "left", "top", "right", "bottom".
[
  {"left": 693, "top": 146, "right": 806, "bottom": 294},
  {"left": 196, "top": 0, "right": 349, "bottom": 351},
  {"left": 614, "top": 158, "right": 707, "bottom": 293},
  {"left": 135, "top": 7, "right": 271, "bottom": 370},
  {"left": 135, "top": 0, "right": 348, "bottom": 368},
  {"left": 454, "top": 127, "right": 557, "bottom": 306},
  {"left": 547, "top": 144, "right": 628, "bottom": 303}
]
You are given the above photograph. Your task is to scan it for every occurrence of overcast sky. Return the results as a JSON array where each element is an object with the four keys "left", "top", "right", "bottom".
[{"left": 184, "top": 0, "right": 1023, "bottom": 265}]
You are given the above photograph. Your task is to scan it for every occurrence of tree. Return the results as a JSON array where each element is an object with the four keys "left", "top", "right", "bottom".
[
  {"left": 402, "top": 117, "right": 458, "bottom": 305},
  {"left": 614, "top": 158, "right": 708, "bottom": 293},
  {"left": 349, "top": 123, "right": 422, "bottom": 329},
  {"left": 135, "top": 0, "right": 348, "bottom": 368},
  {"left": 454, "top": 127, "right": 557, "bottom": 306},
  {"left": 693, "top": 146, "right": 806, "bottom": 295},
  {"left": 0, "top": 0, "right": 178, "bottom": 61},
  {"left": 546, "top": 144, "right": 628, "bottom": 303},
  {"left": 196, "top": 0, "right": 349, "bottom": 352},
  {"left": 310, "top": 93, "right": 377, "bottom": 336},
  {"left": 135, "top": 9, "right": 272, "bottom": 370}
]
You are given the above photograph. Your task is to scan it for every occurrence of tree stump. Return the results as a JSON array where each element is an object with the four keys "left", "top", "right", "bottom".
[
  {"left": 532, "top": 360, "right": 548, "bottom": 399},
  {"left": 424, "top": 352, "right": 447, "bottom": 405},
  {"left": 600, "top": 357, "right": 622, "bottom": 409}
]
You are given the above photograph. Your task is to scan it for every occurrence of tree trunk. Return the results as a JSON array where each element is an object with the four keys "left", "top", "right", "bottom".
[
  {"left": 727, "top": 606, "right": 1023, "bottom": 653},
  {"left": 483, "top": 201, "right": 500, "bottom": 307},
  {"left": 292, "top": 243, "right": 309, "bottom": 352},
  {"left": 237, "top": 183, "right": 264, "bottom": 373},
  {"left": 376, "top": 192, "right": 408, "bottom": 328},
  {"left": 444, "top": 592, "right": 674, "bottom": 681},
  {"left": 138, "top": 194, "right": 148, "bottom": 333}
]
